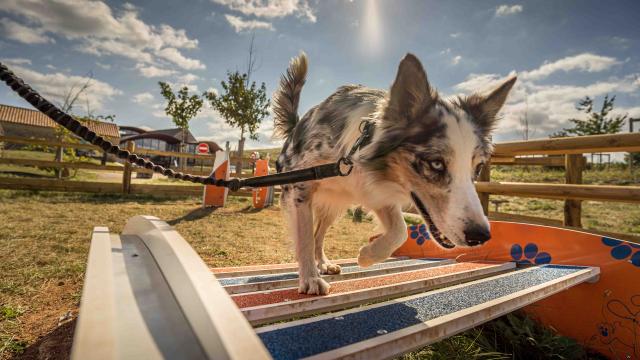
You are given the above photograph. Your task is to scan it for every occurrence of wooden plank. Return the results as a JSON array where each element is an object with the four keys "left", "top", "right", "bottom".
[
  {"left": 0, "top": 177, "right": 122, "bottom": 193},
  {"left": 70, "top": 227, "right": 116, "bottom": 360},
  {"left": 478, "top": 160, "right": 491, "bottom": 215},
  {"left": 239, "top": 262, "right": 514, "bottom": 326},
  {"left": 488, "top": 212, "right": 563, "bottom": 227},
  {"left": 0, "top": 135, "right": 101, "bottom": 151},
  {"left": 475, "top": 182, "right": 640, "bottom": 203},
  {"left": 494, "top": 132, "right": 640, "bottom": 156},
  {"left": 257, "top": 265, "right": 599, "bottom": 360},
  {"left": 122, "top": 141, "right": 134, "bottom": 194},
  {"left": 222, "top": 259, "right": 455, "bottom": 295},
  {"left": 212, "top": 258, "right": 408, "bottom": 279},
  {"left": 121, "top": 215, "right": 271, "bottom": 360},
  {"left": 491, "top": 156, "right": 566, "bottom": 167},
  {"left": 0, "top": 157, "right": 124, "bottom": 171},
  {"left": 564, "top": 154, "right": 583, "bottom": 227}
]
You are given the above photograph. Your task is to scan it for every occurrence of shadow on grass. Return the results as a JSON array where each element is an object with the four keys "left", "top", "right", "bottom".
[
  {"left": 167, "top": 206, "right": 218, "bottom": 225},
  {"left": 238, "top": 205, "right": 265, "bottom": 214},
  {"left": 16, "top": 319, "right": 75, "bottom": 360}
]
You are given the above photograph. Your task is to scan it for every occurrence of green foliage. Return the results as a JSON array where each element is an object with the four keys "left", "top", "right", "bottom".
[
  {"left": 1, "top": 305, "right": 24, "bottom": 320},
  {"left": 559, "top": 95, "right": 626, "bottom": 137},
  {"left": 158, "top": 81, "right": 204, "bottom": 130},
  {"left": 205, "top": 71, "right": 270, "bottom": 141},
  {"left": 352, "top": 206, "right": 364, "bottom": 223},
  {"left": 626, "top": 152, "right": 640, "bottom": 166},
  {"left": 403, "top": 313, "right": 596, "bottom": 360}
]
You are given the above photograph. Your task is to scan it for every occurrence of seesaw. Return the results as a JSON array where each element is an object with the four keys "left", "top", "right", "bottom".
[{"left": 71, "top": 216, "right": 640, "bottom": 359}]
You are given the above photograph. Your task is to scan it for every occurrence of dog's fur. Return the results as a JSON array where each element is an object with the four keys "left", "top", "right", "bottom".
[{"left": 273, "top": 53, "right": 516, "bottom": 295}]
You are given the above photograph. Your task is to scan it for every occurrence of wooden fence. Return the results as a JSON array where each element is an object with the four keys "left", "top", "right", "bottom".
[{"left": 1, "top": 133, "right": 639, "bottom": 238}]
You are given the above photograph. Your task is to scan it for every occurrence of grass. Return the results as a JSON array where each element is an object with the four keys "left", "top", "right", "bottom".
[
  {"left": 0, "top": 191, "right": 375, "bottom": 359},
  {"left": 0, "top": 190, "right": 606, "bottom": 359}
]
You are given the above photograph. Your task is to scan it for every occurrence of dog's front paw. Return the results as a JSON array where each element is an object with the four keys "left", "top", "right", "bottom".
[
  {"left": 299, "top": 276, "right": 330, "bottom": 295},
  {"left": 318, "top": 262, "right": 341, "bottom": 275},
  {"left": 357, "top": 244, "right": 386, "bottom": 268}
]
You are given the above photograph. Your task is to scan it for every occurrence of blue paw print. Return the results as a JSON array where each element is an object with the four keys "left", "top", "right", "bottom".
[
  {"left": 409, "top": 224, "right": 430, "bottom": 245},
  {"left": 602, "top": 237, "right": 640, "bottom": 267},
  {"left": 510, "top": 243, "right": 552, "bottom": 265}
]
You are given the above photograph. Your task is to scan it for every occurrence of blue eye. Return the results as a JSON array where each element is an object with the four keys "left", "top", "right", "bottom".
[{"left": 428, "top": 159, "right": 445, "bottom": 172}]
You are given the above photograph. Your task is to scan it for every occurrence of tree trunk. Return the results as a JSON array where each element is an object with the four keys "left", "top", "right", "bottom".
[
  {"left": 236, "top": 128, "right": 245, "bottom": 176},
  {"left": 180, "top": 127, "right": 187, "bottom": 170}
]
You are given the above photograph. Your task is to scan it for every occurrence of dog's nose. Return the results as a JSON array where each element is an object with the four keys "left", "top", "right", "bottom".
[{"left": 464, "top": 224, "right": 491, "bottom": 246}]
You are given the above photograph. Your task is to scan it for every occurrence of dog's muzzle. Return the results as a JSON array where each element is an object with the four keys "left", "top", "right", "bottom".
[{"left": 410, "top": 192, "right": 456, "bottom": 249}]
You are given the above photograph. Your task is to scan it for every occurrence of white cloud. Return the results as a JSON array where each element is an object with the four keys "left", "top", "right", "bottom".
[
  {"left": 96, "top": 62, "right": 111, "bottom": 70},
  {"left": 177, "top": 73, "right": 200, "bottom": 84},
  {"left": 213, "top": 0, "right": 316, "bottom": 22},
  {"left": 449, "top": 32, "right": 462, "bottom": 38},
  {"left": 453, "top": 53, "right": 639, "bottom": 140},
  {"left": 224, "top": 14, "right": 275, "bottom": 33},
  {"left": 135, "top": 64, "right": 177, "bottom": 78},
  {"left": 522, "top": 53, "right": 620, "bottom": 81},
  {"left": 1, "top": 0, "right": 203, "bottom": 71},
  {"left": 495, "top": 4, "right": 523, "bottom": 17},
  {"left": 9, "top": 63, "right": 121, "bottom": 112},
  {"left": 0, "top": 18, "right": 55, "bottom": 44},
  {"left": 157, "top": 47, "right": 206, "bottom": 70},
  {"left": 2, "top": 57, "right": 32, "bottom": 65},
  {"left": 451, "top": 55, "right": 462, "bottom": 65},
  {"left": 132, "top": 92, "right": 154, "bottom": 104}
]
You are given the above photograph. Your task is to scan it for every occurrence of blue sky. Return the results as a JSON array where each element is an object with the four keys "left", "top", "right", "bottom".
[{"left": 1, "top": 0, "right": 639, "bottom": 149}]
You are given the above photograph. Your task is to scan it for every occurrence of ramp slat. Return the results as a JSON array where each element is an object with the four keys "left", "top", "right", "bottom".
[
  {"left": 238, "top": 262, "right": 513, "bottom": 325},
  {"left": 212, "top": 257, "right": 407, "bottom": 279},
  {"left": 222, "top": 258, "right": 453, "bottom": 294},
  {"left": 257, "top": 265, "right": 599, "bottom": 360}
]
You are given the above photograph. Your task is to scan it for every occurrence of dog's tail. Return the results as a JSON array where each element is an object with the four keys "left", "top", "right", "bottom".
[{"left": 273, "top": 52, "right": 308, "bottom": 140}]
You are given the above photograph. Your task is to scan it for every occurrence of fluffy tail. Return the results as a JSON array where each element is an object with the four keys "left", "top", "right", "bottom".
[{"left": 272, "top": 52, "right": 308, "bottom": 139}]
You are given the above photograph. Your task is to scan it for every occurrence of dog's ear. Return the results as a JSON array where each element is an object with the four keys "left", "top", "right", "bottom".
[
  {"left": 464, "top": 76, "right": 517, "bottom": 135},
  {"left": 388, "top": 54, "right": 436, "bottom": 120}
]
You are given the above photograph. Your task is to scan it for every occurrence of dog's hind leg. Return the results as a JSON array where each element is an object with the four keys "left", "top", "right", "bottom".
[
  {"left": 313, "top": 204, "right": 343, "bottom": 275},
  {"left": 286, "top": 185, "right": 330, "bottom": 295},
  {"left": 357, "top": 205, "right": 407, "bottom": 267}
]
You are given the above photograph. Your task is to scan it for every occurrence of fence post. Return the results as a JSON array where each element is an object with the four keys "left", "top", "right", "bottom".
[
  {"left": 122, "top": 141, "right": 135, "bottom": 194},
  {"left": 479, "top": 160, "right": 491, "bottom": 215},
  {"left": 564, "top": 154, "right": 584, "bottom": 227}
]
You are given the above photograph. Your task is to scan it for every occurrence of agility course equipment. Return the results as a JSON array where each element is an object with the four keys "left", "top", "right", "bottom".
[
  {"left": 71, "top": 215, "right": 640, "bottom": 359},
  {"left": 252, "top": 158, "right": 274, "bottom": 209},
  {"left": 203, "top": 149, "right": 230, "bottom": 207}
]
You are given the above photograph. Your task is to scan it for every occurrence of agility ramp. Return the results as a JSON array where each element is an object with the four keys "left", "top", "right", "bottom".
[{"left": 72, "top": 216, "right": 601, "bottom": 360}]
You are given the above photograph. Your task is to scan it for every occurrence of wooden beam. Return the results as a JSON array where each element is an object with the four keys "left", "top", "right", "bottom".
[
  {"left": 491, "top": 156, "right": 566, "bottom": 167},
  {"left": 564, "top": 154, "right": 584, "bottom": 227},
  {"left": 122, "top": 141, "right": 134, "bottom": 194},
  {"left": 475, "top": 182, "right": 640, "bottom": 203},
  {"left": 478, "top": 161, "right": 491, "bottom": 215},
  {"left": 0, "top": 157, "right": 124, "bottom": 171},
  {"left": 0, "top": 135, "right": 101, "bottom": 151},
  {"left": 494, "top": 132, "right": 640, "bottom": 156}
]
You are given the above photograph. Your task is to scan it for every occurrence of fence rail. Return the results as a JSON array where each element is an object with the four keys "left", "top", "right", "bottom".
[{"left": 1, "top": 132, "right": 639, "bottom": 237}]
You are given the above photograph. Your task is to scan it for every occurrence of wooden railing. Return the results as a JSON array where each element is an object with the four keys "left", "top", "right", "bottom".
[
  {"left": 477, "top": 132, "right": 640, "bottom": 233},
  {"left": 1, "top": 133, "right": 639, "bottom": 238}
]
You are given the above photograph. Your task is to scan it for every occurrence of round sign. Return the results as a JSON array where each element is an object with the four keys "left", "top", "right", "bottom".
[{"left": 197, "top": 143, "right": 209, "bottom": 154}]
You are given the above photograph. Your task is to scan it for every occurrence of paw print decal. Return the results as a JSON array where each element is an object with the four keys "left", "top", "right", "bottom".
[
  {"left": 409, "top": 224, "right": 430, "bottom": 245},
  {"left": 510, "top": 243, "right": 552, "bottom": 265},
  {"left": 602, "top": 237, "right": 640, "bottom": 268}
]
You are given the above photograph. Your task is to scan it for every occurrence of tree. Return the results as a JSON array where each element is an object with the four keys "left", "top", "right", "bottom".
[
  {"left": 205, "top": 71, "right": 269, "bottom": 174},
  {"left": 158, "top": 81, "right": 203, "bottom": 169},
  {"left": 560, "top": 95, "right": 627, "bottom": 136}
]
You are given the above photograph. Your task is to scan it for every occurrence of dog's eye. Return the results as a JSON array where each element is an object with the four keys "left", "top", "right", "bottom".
[
  {"left": 428, "top": 159, "right": 445, "bottom": 173},
  {"left": 474, "top": 162, "right": 485, "bottom": 179}
]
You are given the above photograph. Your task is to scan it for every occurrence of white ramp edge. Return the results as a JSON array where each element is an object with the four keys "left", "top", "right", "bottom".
[{"left": 71, "top": 215, "right": 271, "bottom": 360}]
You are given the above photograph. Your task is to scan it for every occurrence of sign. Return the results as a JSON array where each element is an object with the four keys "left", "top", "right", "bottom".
[{"left": 197, "top": 143, "right": 209, "bottom": 154}]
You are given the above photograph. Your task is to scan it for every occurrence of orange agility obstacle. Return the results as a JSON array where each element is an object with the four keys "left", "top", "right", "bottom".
[{"left": 72, "top": 217, "right": 639, "bottom": 359}]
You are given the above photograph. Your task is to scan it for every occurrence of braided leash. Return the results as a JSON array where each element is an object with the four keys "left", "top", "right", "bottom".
[{"left": 0, "top": 62, "right": 371, "bottom": 190}]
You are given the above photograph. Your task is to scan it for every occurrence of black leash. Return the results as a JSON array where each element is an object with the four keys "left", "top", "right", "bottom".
[{"left": 0, "top": 62, "right": 373, "bottom": 191}]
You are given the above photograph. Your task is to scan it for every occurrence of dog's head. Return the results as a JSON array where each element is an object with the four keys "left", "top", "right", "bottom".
[{"left": 367, "top": 53, "right": 516, "bottom": 249}]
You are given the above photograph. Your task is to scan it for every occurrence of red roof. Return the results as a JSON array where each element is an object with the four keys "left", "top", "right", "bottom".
[{"left": 0, "top": 103, "right": 120, "bottom": 139}]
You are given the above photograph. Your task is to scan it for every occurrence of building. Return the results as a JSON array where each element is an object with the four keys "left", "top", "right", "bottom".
[
  {"left": 0, "top": 103, "right": 120, "bottom": 144},
  {"left": 119, "top": 126, "right": 221, "bottom": 167}
]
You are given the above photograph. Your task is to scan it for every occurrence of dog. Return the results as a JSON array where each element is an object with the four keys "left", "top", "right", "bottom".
[{"left": 272, "top": 52, "right": 516, "bottom": 295}]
